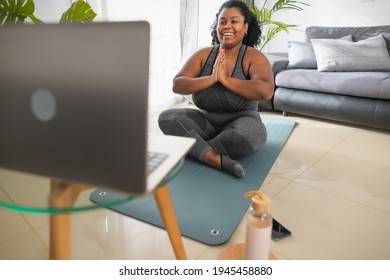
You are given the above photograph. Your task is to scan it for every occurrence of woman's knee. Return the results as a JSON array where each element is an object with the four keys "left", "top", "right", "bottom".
[
  {"left": 158, "top": 108, "right": 184, "bottom": 123},
  {"left": 158, "top": 108, "right": 185, "bottom": 132},
  {"left": 226, "top": 131, "right": 258, "bottom": 157},
  {"left": 213, "top": 127, "right": 267, "bottom": 157}
]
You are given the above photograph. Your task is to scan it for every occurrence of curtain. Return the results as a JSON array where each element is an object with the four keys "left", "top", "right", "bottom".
[
  {"left": 98, "top": 0, "right": 182, "bottom": 111},
  {"left": 180, "top": 0, "right": 199, "bottom": 59}
]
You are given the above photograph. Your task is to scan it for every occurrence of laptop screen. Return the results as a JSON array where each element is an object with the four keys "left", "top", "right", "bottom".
[{"left": 0, "top": 21, "right": 151, "bottom": 192}]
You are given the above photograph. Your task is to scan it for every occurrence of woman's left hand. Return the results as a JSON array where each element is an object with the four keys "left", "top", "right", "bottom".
[
  {"left": 217, "top": 49, "right": 229, "bottom": 82},
  {"left": 215, "top": 47, "right": 275, "bottom": 101}
]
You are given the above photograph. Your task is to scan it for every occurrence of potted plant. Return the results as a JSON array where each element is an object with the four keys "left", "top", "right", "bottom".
[
  {"left": 244, "top": 0, "right": 310, "bottom": 51},
  {"left": 0, "top": 0, "right": 97, "bottom": 25}
]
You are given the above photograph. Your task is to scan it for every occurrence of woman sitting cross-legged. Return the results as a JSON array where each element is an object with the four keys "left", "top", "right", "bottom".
[{"left": 158, "top": 0, "right": 274, "bottom": 178}]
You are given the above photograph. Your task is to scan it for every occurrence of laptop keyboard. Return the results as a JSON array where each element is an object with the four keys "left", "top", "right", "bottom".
[{"left": 147, "top": 152, "right": 168, "bottom": 174}]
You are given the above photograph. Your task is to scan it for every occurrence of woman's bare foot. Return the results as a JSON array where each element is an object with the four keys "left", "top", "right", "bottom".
[
  {"left": 203, "top": 150, "right": 245, "bottom": 178},
  {"left": 203, "top": 150, "right": 221, "bottom": 168}
]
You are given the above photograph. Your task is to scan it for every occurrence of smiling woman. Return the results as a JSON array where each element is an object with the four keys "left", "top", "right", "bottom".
[
  {"left": 211, "top": 0, "right": 261, "bottom": 48},
  {"left": 157, "top": 0, "right": 274, "bottom": 178},
  {"left": 217, "top": 11, "right": 248, "bottom": 50}
]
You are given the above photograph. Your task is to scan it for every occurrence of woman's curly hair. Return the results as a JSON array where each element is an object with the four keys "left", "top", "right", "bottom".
[{"left": 210, "top": 0, "right": 261, "bottom": 47}]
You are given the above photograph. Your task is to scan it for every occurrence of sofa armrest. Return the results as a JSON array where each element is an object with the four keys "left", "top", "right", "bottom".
[
  {"left": 258, "top": 53, "right": 289, "bottom": 112},
  {"left": 264, "top": 53, "right": 289, "bottom": 76}
]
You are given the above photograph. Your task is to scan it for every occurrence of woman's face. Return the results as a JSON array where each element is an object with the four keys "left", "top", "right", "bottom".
[{"left": 217, "top": 7, "right": 248, "bottom": 48}]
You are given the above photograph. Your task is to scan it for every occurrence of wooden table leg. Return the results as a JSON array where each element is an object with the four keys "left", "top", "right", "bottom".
[
  {"left": 49, "top": 179, "right": 89, "bottom": 260},
  {"left": 49, "top": 180, "right": 185, "bottom": 260},
  {"left": 49, "top": 212, "right": 71, "bottom": 260},
  {"left": 154, "top": 184, "right": 187, "bottom": 260}
]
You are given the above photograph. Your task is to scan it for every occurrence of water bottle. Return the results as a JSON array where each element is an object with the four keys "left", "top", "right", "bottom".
[{"left": 244, "top": 190, "right": 272, "bottom": 260}]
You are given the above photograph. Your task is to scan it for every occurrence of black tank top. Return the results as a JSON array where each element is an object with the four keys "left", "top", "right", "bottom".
[{"left": 192, "top": 44, "right": 259, "bottom": 112}]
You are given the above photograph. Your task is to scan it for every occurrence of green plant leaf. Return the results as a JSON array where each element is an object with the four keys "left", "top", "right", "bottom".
[
  {"left": 270, "top": 0, "right": 310, "bottom": 13},
  {"left": 250, "top": 0, "right": 309, "bottom": 50},
  {"left": 60, "top": 0, "right": 97, "bottom": 23},
  {"left": 0, "top": 0, "right": 42, "bottom": 24},
  {"left": 263, "top": 21, "right": 297, "bottom": 31}
]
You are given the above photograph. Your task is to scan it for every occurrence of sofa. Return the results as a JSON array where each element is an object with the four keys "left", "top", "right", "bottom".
[{"left": 259, "top": 25, "right": 390, "bottom": 131}]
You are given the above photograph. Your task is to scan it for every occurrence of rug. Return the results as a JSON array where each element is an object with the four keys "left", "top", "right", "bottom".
[{"left": 90, "top": 118, "right": 296, "bottom": 245}]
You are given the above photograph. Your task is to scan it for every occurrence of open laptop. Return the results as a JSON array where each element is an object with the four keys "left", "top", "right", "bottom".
[{"left": 0, "top": 21, "right": 195, "bottom": 194}]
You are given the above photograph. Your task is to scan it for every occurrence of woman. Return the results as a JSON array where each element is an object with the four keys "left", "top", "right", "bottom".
[{"left": 158, "top": 0, "right": 274, "bottom": 178}]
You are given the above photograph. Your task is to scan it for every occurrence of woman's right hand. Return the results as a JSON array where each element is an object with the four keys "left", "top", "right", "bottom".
[
  {"left": 172, "top": 46, "right": 219, "bottom": 95},
  {"left": 211, "top": 48, "right": 225, "bottom": 83}
]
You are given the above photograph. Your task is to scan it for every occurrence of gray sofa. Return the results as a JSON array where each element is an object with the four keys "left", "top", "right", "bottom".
[{"left": 260, "top": 25, "right": 390, "bottom": 130}]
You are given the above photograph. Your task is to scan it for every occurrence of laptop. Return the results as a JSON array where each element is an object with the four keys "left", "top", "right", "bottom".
[{"left": 0, "top": 21, "right": 195, "bottom": 194}]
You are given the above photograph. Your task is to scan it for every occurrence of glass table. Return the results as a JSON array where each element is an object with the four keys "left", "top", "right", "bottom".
[{"left": 0, "top": 162, "right": 187, "bottom": 260}]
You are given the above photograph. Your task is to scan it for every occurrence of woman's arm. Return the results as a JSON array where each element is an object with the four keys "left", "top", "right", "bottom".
[
  {"left": 172, "top": 47, "right": 218, "bottom": 95},
  {"left": 217, "top": 48, "right": 274, "bottom": 101}
]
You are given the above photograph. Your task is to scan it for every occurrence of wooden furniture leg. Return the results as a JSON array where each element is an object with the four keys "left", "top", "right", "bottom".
[
  {"left": 49, "top": 179, "right": 89, "bottom": 260},
  {"left": 154, "top": 184, "right": 187, "bottom": 260},
  {"left": 49, "top": 180, "right": 185, "bottom": 260},
  {"left": 49, "top": 211, "right": 71, "bottom": 260}
]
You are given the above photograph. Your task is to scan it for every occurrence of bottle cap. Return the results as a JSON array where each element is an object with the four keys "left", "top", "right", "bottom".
[{"left": 244, "top": 191, "right": 271, "bottom": 212}]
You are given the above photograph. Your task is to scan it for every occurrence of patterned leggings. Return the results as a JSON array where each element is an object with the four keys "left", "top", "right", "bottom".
[{"left": 158, "top": 108, "right": 267, "bottom": 161}]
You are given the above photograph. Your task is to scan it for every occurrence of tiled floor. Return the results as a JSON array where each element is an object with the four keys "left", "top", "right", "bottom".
[{"left": 0, "top": 108, "right": 389, "bottom": 260}]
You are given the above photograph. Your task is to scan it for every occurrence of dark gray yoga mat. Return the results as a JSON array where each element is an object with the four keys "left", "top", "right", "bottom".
[{"left": 90, "top": 118, "right": 295, "bottom": 245}]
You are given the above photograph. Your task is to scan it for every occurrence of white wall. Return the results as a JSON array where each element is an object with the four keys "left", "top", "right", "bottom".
[
  {"left": 33, "top": 0, "right": 73, "bottom": 22},
  {"left": 265, "top": 0, "right": 390, "bottom": 52}
]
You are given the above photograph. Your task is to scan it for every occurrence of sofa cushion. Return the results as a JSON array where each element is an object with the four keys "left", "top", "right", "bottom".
[
  {"left": 275, "top": 69, "right": 390, "bottom": 100},
  {"left": 306, "top": 25, "right": 390, "bottom": 57},
  {"left": 287, "top": 35, "right": 352, "bottom": 69},
  {"left": 266, "top": 54, "right": 289, "bottom": 75},
  {"left": 305, "top": 25, "right": 390, "bottom": 42},
  {"left": 383, "top": 33, "right": 390, "bottom": 55},
  {"left": 287, "top": 41, "right": 317, "bottom": 69},
  {"left": 311, "top": 35, "right": 390, "bottom": 72}
]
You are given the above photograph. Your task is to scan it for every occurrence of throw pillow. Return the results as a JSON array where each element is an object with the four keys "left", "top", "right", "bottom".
[
  {"left": 286, "top": 41, "right": 317, "bottom": 69},
  {"left": 311, "top": 35, "right": 390, "bottom": 72},
  {"left": 382, "top": 33, "right": 390, "bottom": 55},
  {"left": 287, "top": 35, "right": 352, "bottom": 69}
]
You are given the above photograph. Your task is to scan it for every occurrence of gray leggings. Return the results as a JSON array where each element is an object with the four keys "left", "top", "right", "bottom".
[{"left": 158, "top": 108, "right": 267, "bottom": 161}]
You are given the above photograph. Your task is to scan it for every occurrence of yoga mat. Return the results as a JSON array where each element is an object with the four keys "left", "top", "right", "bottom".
[{"left": 90, "top": 118, "right": 295, "bottom": 245}]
